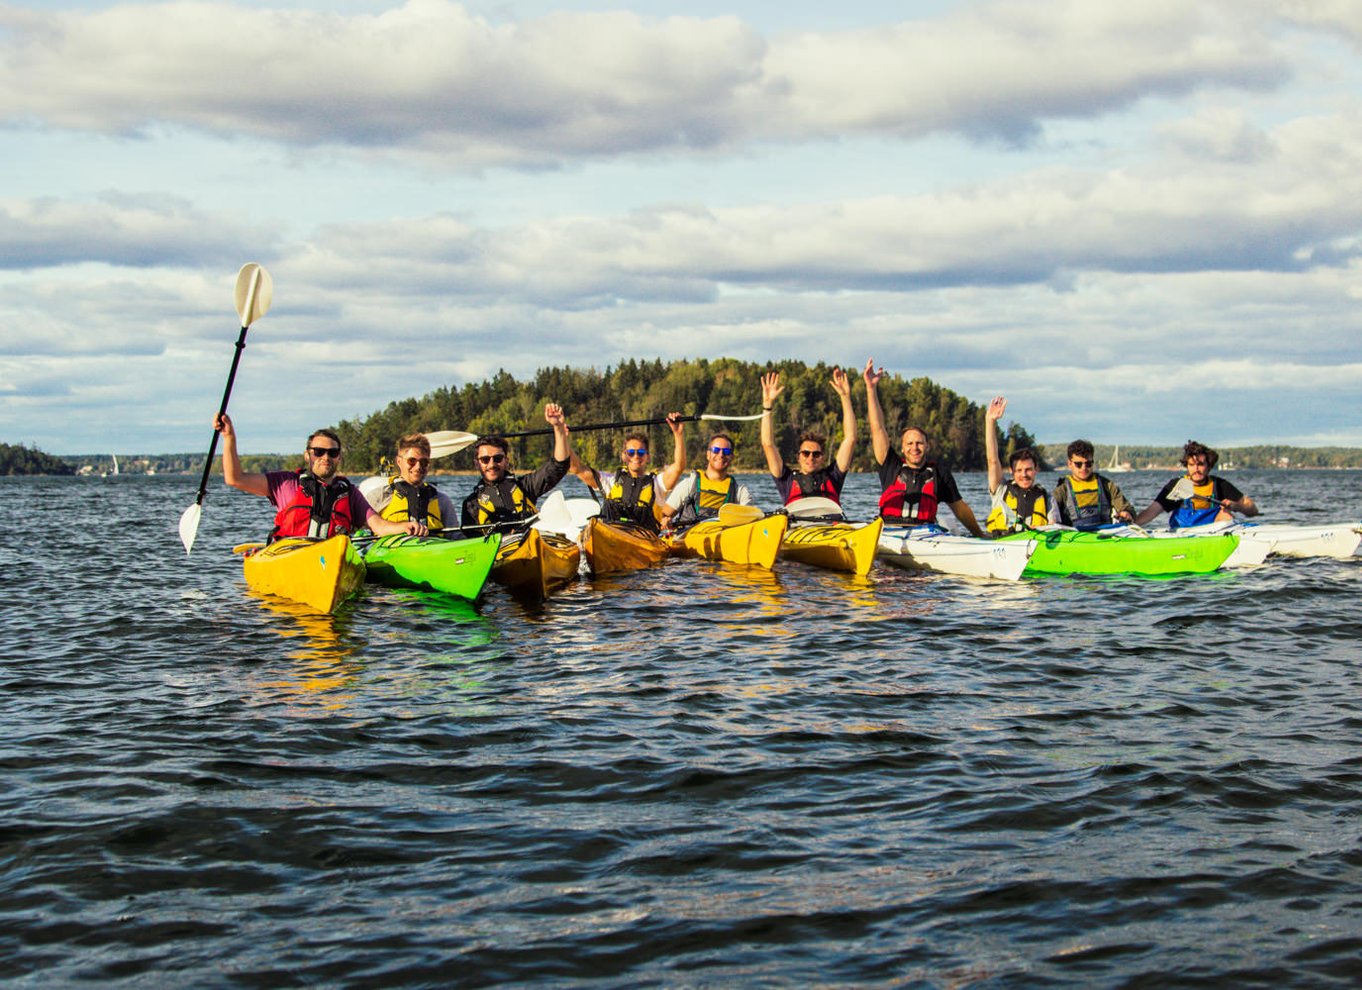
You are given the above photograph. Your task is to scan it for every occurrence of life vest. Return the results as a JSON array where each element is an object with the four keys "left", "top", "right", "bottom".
[
  {"left": 1053, "top": 475, "right": 1112, "bottom": 531},
  {"left": 879, "top": 463, "right": 941, "bottom": 524},
  {"left": 1169, "top": 478, "right": 1225, "bottom": 529},
  {"left": 987, "top": 482, "right": 1050, "bottom": 535},
  {"left": 271, "top": 471, "right": 357, "bottom": 541},
  {"left": 379, "top": 477, "right": 444, "bottom": 532},
  {"left": 468, "top": 477, "right": 537, "bottom": 529},
  {"left": 674, "top": 470, "right": 738, "bottom": 525},
  {"left": 602, "top": 471, "right": 659, "bottom": 530},
  {"left": 785, "top": 468, "right": 840, "bottom": 506}
]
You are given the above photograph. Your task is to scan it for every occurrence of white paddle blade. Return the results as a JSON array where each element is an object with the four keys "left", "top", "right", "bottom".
[
  {"left": 426, "top": 430, "right": 479, "bottom": 459},
  {"left": 178, "top": 503, "right": 201, "bottom": 554},
  {"left": 234, "top": 263, "right": 274, "bottom": 327},
  {"left": 786, "top": 496, "right": 845, "bottom": 521},
  {"left": 1168, "top": 477, "right": 1196, "bottom": 501},
  {"left": 533, "top": 491, "right": 579, "bottom": 538},
  {"left": 718, "top": 504, "right": 765, "bottom": 527}
]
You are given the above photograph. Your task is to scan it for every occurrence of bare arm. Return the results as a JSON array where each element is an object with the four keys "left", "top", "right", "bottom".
[
  {"left": 863, "top": 358, "right": 890, "bottom": 465},
  {"left": 831, "top": 367, "right": 856, "bottom": 473},
  {"left": 214, "top": 413, "right": 269, "bottom": 497},
  {"left": 658, "top": 413, "right": 687, "bottom": 492},
  {"left": 1133, "top": 500, "right": 1165, "bottom": 527},
  {"left": 949, "top": 498, "right": 986, "bottom": 539},
  {"left": 759, "top": 372, "right": 784, "bottom": 478},
  {"left": 984, "top": 396, "right": 1006, "bottom": 495},
  {"left": 1227, "top": 494, "right": 1259, "bottom": 518},
  {"left": 545, "top": 403, "right": 570, "bottom": 463},
  {"left": 567, "top": 451, "right": 599, "bottom": 490}
]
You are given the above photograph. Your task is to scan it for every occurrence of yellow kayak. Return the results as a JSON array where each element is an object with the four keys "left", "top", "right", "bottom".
[
  {"left": 239, "top": 535, "right": 366, "bottom": 614},
  {"left": 582, "top": 518, "right": 670, "bottom": 575},
  {"left": 780, "top": 518, "right": 883, "bottom": 576},
  {"left": 490, "top": 528, "right": 581, "bottom": 599},
  {"left": 670, "top": 506, "right": 789, "bottom": 569}
]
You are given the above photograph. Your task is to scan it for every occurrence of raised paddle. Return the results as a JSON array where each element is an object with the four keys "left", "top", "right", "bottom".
[
  {"left": 178, "top": 263, "right": 274, "bottom": 554},
  {"left": 425, "top": 412, "right": 764, "bottom": 460}
]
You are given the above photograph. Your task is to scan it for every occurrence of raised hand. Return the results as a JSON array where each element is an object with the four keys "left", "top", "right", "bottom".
[
  {"left": 863, "top": 357, "right": 886, "bottom": 389},
  {"left": 830, "top": 367, "right": 850, "bottom": 396},
  {"left": 666, "top": 412, "right": 686, "bottom": 438},
  {"left": 761, "top": 372, "right": 784, "bottom": 406},
  {"left": 544, "top": 403, "right": 566, "bottom": 428},
  {"left": 986, "top": 396, "right": 1008, "bottom": 422}
]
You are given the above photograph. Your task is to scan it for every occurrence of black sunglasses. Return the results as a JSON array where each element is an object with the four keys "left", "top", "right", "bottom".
[
  {"left": 308, "top": 446, "right": 340, "bottom": 458},
  {"left": 478, "top": 453, "right": 507, "bottom": 465}
]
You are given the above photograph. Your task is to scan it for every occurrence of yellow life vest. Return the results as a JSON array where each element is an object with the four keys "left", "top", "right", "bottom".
[
  {"left": 379, "top": 477, "right": 444, "bottom": 532},
  {"left": 987, "top": 482, "right": 1050, "bottom": 535},
  {"left": 696, "top": 473, "right": 736, "bottom": 513},
  {"left": 473, "top": 480, "right": 534, "bottom": 527}
]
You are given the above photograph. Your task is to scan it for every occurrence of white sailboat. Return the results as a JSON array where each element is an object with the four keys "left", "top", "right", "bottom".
[
  {"left": 112, "top": 453, "right": 119, "bottom": 476},
  {"left": 1107, "top": 445, "right": 1131, "bottom": 473}
]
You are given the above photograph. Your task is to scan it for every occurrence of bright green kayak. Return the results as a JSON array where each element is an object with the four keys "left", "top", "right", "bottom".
[
  {"left": 362, "top": 532, "right": 502, "bottom": 601},
  {"left": 1004, "top": 529, "right": 1240, "bottom": 577}
]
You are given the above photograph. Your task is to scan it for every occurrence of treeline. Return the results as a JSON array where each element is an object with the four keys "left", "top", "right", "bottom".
[
  {"left": 1039, "top": 444, "right": 1362, "bottom": 470},
  {"left": 0, "top": 443, "right": 75, "bottom": 476},
  {"left": 335, "top": 359, "right": 1043, "bottom": 473}
]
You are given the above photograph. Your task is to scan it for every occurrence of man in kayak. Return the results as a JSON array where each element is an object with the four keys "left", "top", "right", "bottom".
[
  {"left": 360, "top": 433, "right": 458, "bottom": 533},
  {"left": 1134, "top": 440, "right": 1259, "bottom": 529},
  {"left": 567, "top": 414, "right": 687, "bottom": 532},
  {"left": 983, "top": 396, "right": 1049, "bottom": 536},
  {"left": 461, "top": 403, "right": 572, "bottom": 532},
  {"left": 660, "top": 432, "right": 756, "bottom": 527},
  {"left": 1050, "top": 439, "right": 1135, "bottom": 530},
  {"left": 759, "top": 368, "right": 856, "bottom": 506},
  {"left": 213, "top": 413, "right": 423, "bottom": 540},
  {"left": 864, "top": 359, "right": 986, "bottom": 537}
]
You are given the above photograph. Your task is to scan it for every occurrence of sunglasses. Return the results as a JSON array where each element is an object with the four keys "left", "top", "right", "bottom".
[
  {"left": 709, "top": 446, "right": 733, "bottom": 456},
  {"left": 308, "top": 446, "right": 341, "bottom": 458},
  {"left": 624, "top": 448, "right": 648, "bottom": 457},
  {"left": 477, "top": 453, "right": 507, "bottom": 465},
  {"left": 401, "top": 457, "right": 430, "bottom": 467},
  {"left": 798, "top": 449, "right": 824, "bottom": 458},
  {"left": 1071, "top": 459, "right": 1093, "bottom": 468}
]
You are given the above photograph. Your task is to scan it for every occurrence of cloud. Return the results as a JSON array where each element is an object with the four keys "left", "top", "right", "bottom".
[{"left": 0, "top": 0, "right": 1291, "bottom": 166}]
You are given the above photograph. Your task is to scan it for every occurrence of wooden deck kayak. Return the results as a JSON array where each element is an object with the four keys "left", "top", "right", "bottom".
[
  {"left": 362, "top": 532, "right": 501, "bottom": 601},
  {"left": 670, "top": 507, "right": 789, "bottom": 569},
  {"left": 582, "top": 518, "right": 670, "bottom": 575},
  {"left": 490, "top": 528, "right": 581, "bottom": 599},
  {"left": 780, "top": 518, "right": 883, "bottom": 576},
  {"left": 240, "top": 535, "right": 366, "bottom": 614}
]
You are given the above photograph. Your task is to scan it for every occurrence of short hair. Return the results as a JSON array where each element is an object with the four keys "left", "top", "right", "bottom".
[
  {"left": 1009, "top": 446, "right": 1039, "bottom": 470},
  {"left": 624, "top": 432, "right": 649, "bottom": 448},
  {"left": 1180, "top": 439, "right": 1219, "bottom": 470},
  {"left": 396, "top": 433, "right": 431, "bottom": 457},
  {"left": 307, "top": 428, "right": 341, "bottom": 450},
  {"left": 708, "top": 432, "right": 734, "bottom": 448},
  {"left": 1066, "top": 439, "right": 1095, "bottom": 461},
  {"left": 474, "top": 436, "right": 509, "bottom": 457},
  {"left": 900, "top": 426, "right": 929, "bottom": 445},
  {"left": 797, "top": 430, "right": 827, "bottom": 449}
]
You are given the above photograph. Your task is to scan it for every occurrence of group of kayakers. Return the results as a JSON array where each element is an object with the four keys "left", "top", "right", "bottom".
[{"left": 212, "top": 356, "right": 1258, "bottom": 541}]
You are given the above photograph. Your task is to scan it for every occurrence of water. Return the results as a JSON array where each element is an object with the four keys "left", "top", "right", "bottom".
[{"left": 4, "top": 471, "right": 1362, "bottom": 988}]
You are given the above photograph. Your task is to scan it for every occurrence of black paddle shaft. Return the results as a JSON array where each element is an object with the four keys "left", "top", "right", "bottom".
[
  {"left": 494, "top": 414, "right": 700, "bottom": 441},
  {"left": 193, "top": 325, "right": 251, "bottom": 506}
]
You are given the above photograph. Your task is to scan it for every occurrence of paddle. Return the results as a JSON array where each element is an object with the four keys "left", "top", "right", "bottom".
[
  {"left": 178, "top": 263, "right": 274, "bottom": 554},
  {"left": 425, "top": 412, "right": 764, "bottom": 459},
  {"left": 717, "top": 504, "right": 766, "bottom": 527},
  {"left": 785, "top": 496, "right": 846, "bottom": 522}
]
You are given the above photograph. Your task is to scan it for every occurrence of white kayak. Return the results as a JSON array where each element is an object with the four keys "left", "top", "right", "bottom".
[
  {"left": 1170, "top": 520, "right": 1362, "bottom": 560},
  {"left": 879, "top": 524, "right": 1036, "bottom": 581}
]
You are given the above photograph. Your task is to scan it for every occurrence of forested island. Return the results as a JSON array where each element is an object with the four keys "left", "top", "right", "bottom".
[{"left": 1, "top": 443, "right": 75, "bottom": 476}]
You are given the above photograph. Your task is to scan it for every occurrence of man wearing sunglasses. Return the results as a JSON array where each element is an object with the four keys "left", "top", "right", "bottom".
[
  {"left": 758, "top": 368, "right": 856, "bottom": 506},
  {"left": 864, "top": 359, "right": 986, "bottom": 537},
  {"left": 1134, "top": 439, "right": 1258, "bottom": 529},
  {"left": 568, "top": 414, "right": 687, "bottom": 531},
  {"left": 660, "top": 432, "right": 756, "bottom": 527},
  {"left": 360, "top": 433, "right": 458, "bottom": 533},
  {"left": 460, "top": 403, "right": 572, "bottom": 532},
  {"left": 1049, "top": 438, "right": 1135, "bottom": 531},
  {"left": 213, "top": 413, "right": 423, "bottom": 541}
]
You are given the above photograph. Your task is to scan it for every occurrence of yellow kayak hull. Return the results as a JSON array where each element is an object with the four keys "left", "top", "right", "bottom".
[
  {"left": 241, "top": 535, "right": 366, "bottom": 614},
  {"left": 582, "top": 518, "right": 670, "bottom": 575},
  {"left": 491, "top": 528, "right": 581, "bottom": 599},
  {"left": 780, "top": 518, "right": 883, "bottom": 576},
  {"left": 671, "top": 513, "right": 789, "bottom": 569}
]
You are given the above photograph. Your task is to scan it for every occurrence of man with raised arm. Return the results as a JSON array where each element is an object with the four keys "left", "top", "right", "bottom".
[
  {"left": 759, "top": 368, "right": 856, "bottom": 506},
  {"left": 461, "top": 403, "right": 573, "bottom": 533},
  {"left": 660, "top": 432, "right": 756, "bottom": 527},
  {"left": 983, "top": 395, "right": 1049, "bottom": 536},
  {"left": 1050, "top": 439, "right": 1135, "bottom": 531},
  {"left": 863, "top": 358, "right": 985, "bottom": 537},
  {"left": 567, "top": 414, "right": 687, "bottom": 532},
  {"left": 213, "top": 413, "right": 423, "bottom": 541},
  {"left": 1134, "top": 440, "right": 1258, "bottom": 529}
]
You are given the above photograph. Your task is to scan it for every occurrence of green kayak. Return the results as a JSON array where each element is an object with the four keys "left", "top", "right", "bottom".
[
  {"left": 1004, "top": 529, "right": 1240, "bottom": 577},
  {"left": 362, "top": 532, "right": 502, "bottom": 601}
]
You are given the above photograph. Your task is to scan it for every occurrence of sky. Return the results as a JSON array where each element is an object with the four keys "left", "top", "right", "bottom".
[{"left": 4, "top": 0, "right": 1362, "bottom": 454}]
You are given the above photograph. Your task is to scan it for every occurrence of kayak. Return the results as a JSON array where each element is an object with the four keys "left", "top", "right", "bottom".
[
  {"left": 1176, "top": 520, "right": 1362, "bottom": 560},
  {"left": 239, "top": 535, "right": 366, "bottom": 614},
  {"left": 1005, "top": 528, "right": 1240, "bottom": 576},
  {"left": 781, "top": 518, "right": 884, "bottom": 576},
  {"left": 879, "top": 525, "right": 1036, "bottom": 581},
  {"left": 490, "top": 527, "right": 581, "bottom": 599},
  {"left": 362, "top": 532, "right": 501, "bottom": 601},
  {"left": 670, "top": 507, "right": 789, "bottom": 569},
  {"left": 582, "top": 517, "right": 670, "bottom": 575}
]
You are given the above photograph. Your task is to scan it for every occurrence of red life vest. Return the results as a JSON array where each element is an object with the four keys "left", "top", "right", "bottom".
[
  {"left": 879, "top": 463, "right": 940, "bottom": 524},
  {"left": 784, "top": 469, "right": 840, "bottom": 506},
  {"left": 271, "top": 471, "right": 358, "bottom": 541}
]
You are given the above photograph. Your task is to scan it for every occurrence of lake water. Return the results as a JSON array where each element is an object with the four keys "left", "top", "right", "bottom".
[{"left": 4, "top": 470, "right": 1362, "bottom": 988}]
